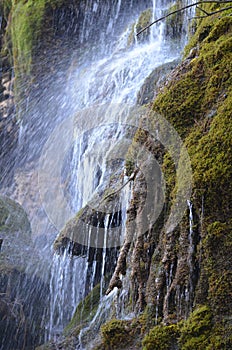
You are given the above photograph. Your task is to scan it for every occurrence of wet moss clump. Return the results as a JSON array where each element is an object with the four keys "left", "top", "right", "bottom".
[
  {"left": 142, "top": 323, "right": 180, "bottom": 350},
  {"left": 186, "top": 96, "right": 232, "bottom": 222},
  {"left": 3, "top": 0, "right": 65, "bottom": 83},
  {"left": 11, "top": 0, "right": 47, "bottom": 77},
  {"left": 142, "top": 305, "right": 231, "bottom": 350},
  {"left": 203, "top": 221, "right": 232, "bottom": 318},
  {"left": 64, "top": 283, "right": 101, "bottom": 336},
  {"left": 101, "top": 319, "right": 130, "bottom": 348},
  {"left": 128, "top": 8, "right": 152, "bottom": 46},
  {"left": 178, "top": 305, "right": 213, "bottom": 350},
  {"left": 101, "top": 318, "right": 138, "bottom": 349},
  {"left": 153, "top": 13, "right": 232, "bottom": 138}
]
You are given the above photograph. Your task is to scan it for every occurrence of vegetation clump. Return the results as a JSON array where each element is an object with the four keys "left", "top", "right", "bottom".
[
  {"left": 142, "top": 323, "right": 180, "bottom": 350},
  {"left": 101, "top": 318, "right": 142, "bottom": 349},
  {"left": 64, "top": 283, "right": 101, "bottom": 336},
  {"left": 128, "top": 8, "right": 152, "bottom": 46},
  {"left": 1, "top": 0, "right": 65, "bottom": 83},
  {"left": 178, "top": 305, "right": 213, "bottom": 350},
  {"left": 101, "top": 319, "right": 132, "bottom": 349}
]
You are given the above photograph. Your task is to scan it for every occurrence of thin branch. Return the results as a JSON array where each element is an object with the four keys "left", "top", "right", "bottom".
[
  {"left": 137, "top": 1, "right": 232, "bottom": 36},
  {"left": 196, "top": 6, "right": 210, "bottom": 15},
  {"left": 192, "top": 5, "right": 232, "bottom": 18},
  {"left": 101, "top": 168, "right": 139, "bottom": 203}
]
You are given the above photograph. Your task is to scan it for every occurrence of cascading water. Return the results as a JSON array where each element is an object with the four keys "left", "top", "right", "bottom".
[
  {"left": 186, "top": 199, "right": 195, "bottom": 314},
  {"left": 0, "top": 0, "right": 195, "bottom": 348}
]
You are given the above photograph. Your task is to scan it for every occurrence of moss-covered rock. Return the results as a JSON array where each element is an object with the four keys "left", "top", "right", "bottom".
[
  {"left": 178, "top": 305, "right": 213, "bottom": 350},
  {"left": 137, "top": 59, "right": 180, "bottom": 105},
  {"left": 142, "top": 323, "right": 180, "bottom": 350},
  {"left": 121, "top": 4, "right": 232, "bottom": 347},
  {"left": 101, "top": 318, "right": 143, "bottom": 350},
  {"left": 101, "top": 318, "right": 132, "bottom": 349},
  {"left": 153, "top": 14, "right": 232, "bottom": 137},
  {"left": 64, "top": 283, "right": 101, "bottom": 336},
  {"left": 3, "top": 0, "right": 65, "bottom": 78},
  {"left": 203, "top": 222, "right": 232, "bottom": 319},
  {"left": 128, "top": 8, "right": 152, "bottom": 46}
]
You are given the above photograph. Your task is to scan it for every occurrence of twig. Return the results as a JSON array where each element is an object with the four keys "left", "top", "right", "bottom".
[
  {"left": 137, "top": 1, "right": 232, "bottom": 36},
  {"left": 101, "top": 168, "right": 139, "bottom": 203},
  {"left": 192, "top": 5, "right": 232, "bottom": 18},
  {"left": 196, "top": 6, "right": 210, "bottom": 15}
]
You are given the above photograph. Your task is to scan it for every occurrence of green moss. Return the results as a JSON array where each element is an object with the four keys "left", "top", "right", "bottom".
[
  {"left": 128, "top": 8, "right": 152, "bottom": 46},
  {"left": 142, "top": 323, "right": 180, "bottom": 350},
  {"left": 11, "top": 0, "right": 47, "bottom": 77},
  {"left": 206, "top": 16, "right": 232, "bottom": 43},
  {"left": 153, "top": 65, "right": 206, "bottom": 137},
  {"left": 141, "top": 305, "right": 231, "bottom": 350},
  {"left": 162, "top": 149, "right": 176, "bottom": 193},
  {"left": 206, "top": 321, "right": 232, "bottom": 349},
  {"left": 153, "top": 6, "right": 232, "bottom": 137},
  {"left": 202, "top": 222, "right": 232, "bottom": 318},
  {"left": 153, "top": 21, "right": 232, "bottom": 137},
  {"left": 186, "top": 96, "right": 232, "bottom": 220},
  {"left": 64, "top": 283, "right": 101, "bottom": 336},
  {"left": 150, "top": 7, "right": 232, "bottom": 229},
  {"left": 5, "top": 0, "right": 65, "bottom": 85},
  {"left": 184, "top": 3, "right": 232, "bottom": 56},
  {"left": 178, "top": 305, "right": 213, "bottom": 350},
  {"left": 101, "top": 319, "right": 133, "bottom": 349}
]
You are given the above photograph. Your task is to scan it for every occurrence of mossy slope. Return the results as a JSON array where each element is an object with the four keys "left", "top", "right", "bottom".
[{"left": 102, "top": 4, "right": 232, "bottom": 350}]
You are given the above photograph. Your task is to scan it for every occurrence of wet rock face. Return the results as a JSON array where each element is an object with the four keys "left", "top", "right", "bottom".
[
  {"left": 137, "top": 59, "right": 180, "bottom": 105},
  {"left": 0, "top": 10, "right": 18, "bottom": 188},
  {"left": 0, "top": 268, "right": 49, "bottom": 350},
  {"left": 0, "top": 197, "right": 50, "bottom": 350}
]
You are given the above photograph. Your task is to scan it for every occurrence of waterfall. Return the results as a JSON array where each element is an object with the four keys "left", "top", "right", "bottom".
[
  {"left": 48, "top": 250, "right": 88, "bottom": 339},
  {"left": 0, "top": 0, "right": 195, "bottom": 348}
]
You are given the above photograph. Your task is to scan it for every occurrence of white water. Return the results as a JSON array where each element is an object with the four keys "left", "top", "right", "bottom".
[
  {"left": 186, "top": 199, "right": 194, "bottom": 313},
  {"left": 48, "top": 250, "right": 88, "bottom": 339}
]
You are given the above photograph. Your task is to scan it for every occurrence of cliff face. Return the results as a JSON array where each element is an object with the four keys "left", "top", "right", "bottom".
[
  {"left": 0, "top": 1, "right": 231, "bottom": 350},
  {"left": 0, "top": 196, "right": 50, "bottom": 350},
  {"left": 54, "top": 4, "right": 232, "bottom": 349}
]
